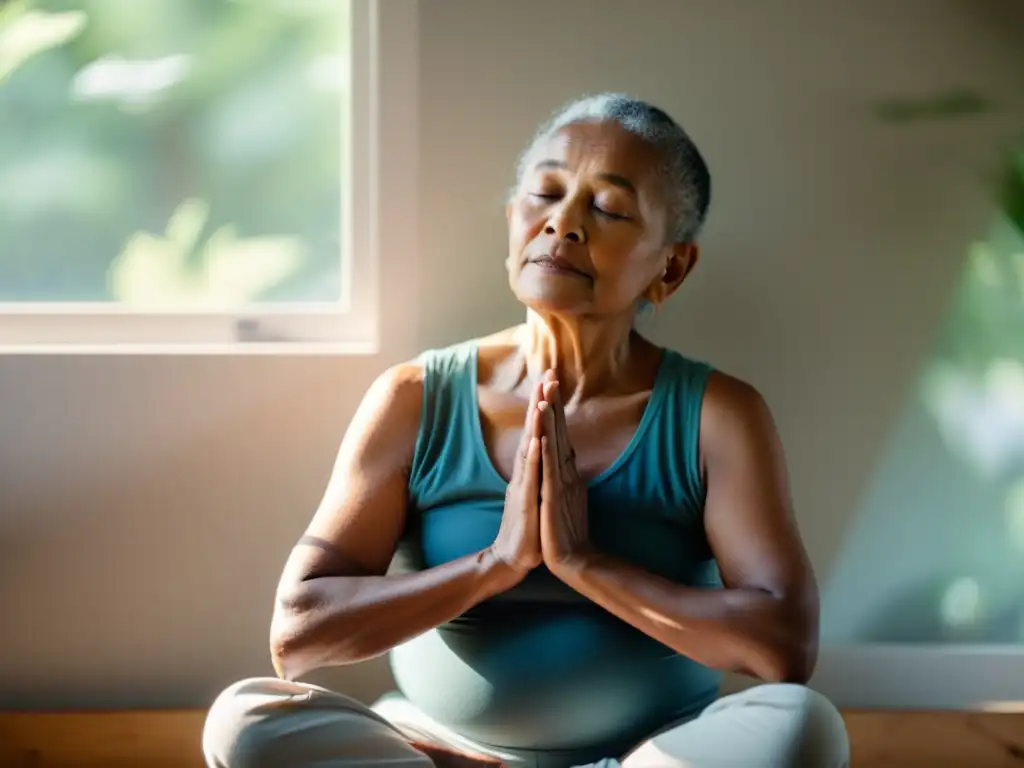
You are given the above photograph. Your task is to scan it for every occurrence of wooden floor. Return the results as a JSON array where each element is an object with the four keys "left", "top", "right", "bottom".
[{"left": 0, "top": 709, "right": 1022, "bottom": 767}]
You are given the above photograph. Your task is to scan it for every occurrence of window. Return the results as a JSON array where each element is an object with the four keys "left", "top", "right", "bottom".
[{"left": 0, "top": 0, "right": 390, "bottom": 353}]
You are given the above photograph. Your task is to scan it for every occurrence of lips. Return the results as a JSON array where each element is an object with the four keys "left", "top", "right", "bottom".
[{"left": 530, "top": 254, "right": 590, "bottom": 278}]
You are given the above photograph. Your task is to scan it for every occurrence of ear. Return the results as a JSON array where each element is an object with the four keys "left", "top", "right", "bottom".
[{"left": 645, "top": 242, "right": 699, "bottom": 306}]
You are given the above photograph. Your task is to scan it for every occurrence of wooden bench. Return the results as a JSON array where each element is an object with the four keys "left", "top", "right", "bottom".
[{"left": 1, "top": 710, "right": 1022, "bottom": 767}]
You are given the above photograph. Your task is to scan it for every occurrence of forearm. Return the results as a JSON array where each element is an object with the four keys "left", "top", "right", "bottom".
[
  {"left": 553, "top": 553, "right": 816, "bottom": 683},
  {"left": 272, "top": 546, "right": 519, "bottom": 679}
]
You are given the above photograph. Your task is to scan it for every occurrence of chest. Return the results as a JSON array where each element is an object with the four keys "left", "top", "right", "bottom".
[
  {"left": 476, "top": 385, "right": 652, "bottom": 482},
  {"left": 408, "top": 485, "right": 717, "bottom": 590}
]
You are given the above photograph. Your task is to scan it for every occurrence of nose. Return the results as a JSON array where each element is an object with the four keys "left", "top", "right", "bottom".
[{"left": 544, "top": 203, "right": 587, "bottom": 244}]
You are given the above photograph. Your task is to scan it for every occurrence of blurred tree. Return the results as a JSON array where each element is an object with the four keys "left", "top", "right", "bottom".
[{"left": 0, "top": 0, "right": 349, "bottom": 305}]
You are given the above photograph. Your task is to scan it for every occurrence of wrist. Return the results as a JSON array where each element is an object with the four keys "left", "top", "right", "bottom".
[
  {"left": 547, "top": 546, "right": 598, "bottom": 583},
  {"left": 479, "top": 547, "right": 529, "bottom": 593}
]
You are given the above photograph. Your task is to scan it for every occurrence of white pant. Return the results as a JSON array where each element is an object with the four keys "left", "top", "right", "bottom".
[{"left": 202, "top": 677, "right": 849, "bottom": 768}]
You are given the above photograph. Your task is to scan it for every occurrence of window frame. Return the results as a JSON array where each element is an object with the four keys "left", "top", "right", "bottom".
[{"left": 0, "top": 0, "right": 408, "bottom": 356}]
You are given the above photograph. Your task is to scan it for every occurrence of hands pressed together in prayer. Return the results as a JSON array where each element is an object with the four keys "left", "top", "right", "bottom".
[
  {"left": 490, "top": 370, "right": 593, "bottom": 580},
  {"left": 537, "top": 371, "right": 593, "bottom": 569}
]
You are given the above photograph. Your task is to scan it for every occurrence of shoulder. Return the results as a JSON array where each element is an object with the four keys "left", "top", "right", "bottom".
[
  {"left": 348, "top": 360, "right": 426, "bottom": 454},
  {"left": 654, "top": 348, "right": 777, "bottom": 468},
  {"left": 699, "top": 370, "right": 780, "bottom": 467},
  {"left": 702, "top": 370, "right": 771, "bottom": 424},
  {"left": 365, "top": 359, "right": 425, "bottom": 411},
  {"left": 372, "top": 328, "right": 521, "bottom": 413}
]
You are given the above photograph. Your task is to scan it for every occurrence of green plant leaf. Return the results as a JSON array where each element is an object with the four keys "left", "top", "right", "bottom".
[{"left": 0, "top": 3, "right": 87, "bottom": 83}]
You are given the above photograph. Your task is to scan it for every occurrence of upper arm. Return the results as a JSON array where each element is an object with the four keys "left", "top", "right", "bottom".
[
  {"left": 699, "top": 372, "right": 818, "bottom": 622},
  {"left": 278, "top": 361, "right": 425, "bottom": 590}
]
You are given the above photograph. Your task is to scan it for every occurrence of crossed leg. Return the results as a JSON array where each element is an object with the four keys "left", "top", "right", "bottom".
[{"left": 203, "top": 677, "right": 849, "bottom": 768}]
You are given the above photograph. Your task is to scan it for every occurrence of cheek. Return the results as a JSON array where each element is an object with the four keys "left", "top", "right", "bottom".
[
  {"left": 508, "top": 206, "right": 541, "bottom": 245},
  {"left": 506, "top": 212, "right": 531, "bottom": 269},
  {"left": 591, "top": 228, "right": 647, "bottom": 268},
  {"left": 591, "top": 239, "right": 662, "bottom": 292}
]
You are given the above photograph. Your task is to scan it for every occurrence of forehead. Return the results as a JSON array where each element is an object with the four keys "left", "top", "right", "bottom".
[{"left": 528, "top": 120, "right": 662, "bottom": 188}]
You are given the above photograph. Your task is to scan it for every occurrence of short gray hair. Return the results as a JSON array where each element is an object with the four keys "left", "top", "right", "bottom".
[{"left": 513, "top": 93, "right": 711, "bottom": 243}]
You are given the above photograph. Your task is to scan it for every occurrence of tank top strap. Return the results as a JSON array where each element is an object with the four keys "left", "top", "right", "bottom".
[
  {"left": 649, "top": 349, "right": 714, "bottom": 517},
  {"left": 408, "top": 340, "right": 481, "bottom": 507}
]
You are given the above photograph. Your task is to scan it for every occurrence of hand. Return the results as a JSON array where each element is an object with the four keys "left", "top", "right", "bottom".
[
  {"left": 539, "top": 373, "right": 592, "bottom": 570},
  {"left": 489, "top": 378, "right": 550, "bottom": 577}
]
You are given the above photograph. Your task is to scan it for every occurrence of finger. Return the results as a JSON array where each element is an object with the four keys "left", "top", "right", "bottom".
[
  {"left": 518, "top": 380, "right": 544, "bottom": 453},
  {"left": 521, "top": 437, "right": 541, "bottom": 496},
  {"left": 541, "top": 436, "right": 557, "bottom": 496},
  {"left": 531, "top": 380, "right": 548, "bottom": 440},
  {"left": 532, "top": 382, "right": 554, "bottom": 440},
  {"left": 550, "top": 380, "right": 573, "bottom": 462},
  {"left": 539, "top": 397, "right": 556, "bottom": 444},
  {"left": 527, "top": 379, "right": 544, "bottom": 424},
  {"left": 510, "top": 383, "right": 542, "bottom": 485},
  {"left": 541, "top": 378, "right": 558, "bottom": 405}
]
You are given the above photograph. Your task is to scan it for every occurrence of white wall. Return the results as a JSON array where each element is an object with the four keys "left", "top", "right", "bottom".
[{"left": 1, "top": 0, "right": 1022, "bottom": 710}]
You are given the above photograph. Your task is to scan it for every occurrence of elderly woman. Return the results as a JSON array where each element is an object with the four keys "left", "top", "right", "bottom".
[{"left": 203, "top": 94, "right": 850, "bottom": 768}]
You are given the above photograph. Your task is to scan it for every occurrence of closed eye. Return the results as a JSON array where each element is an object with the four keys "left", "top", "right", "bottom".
[
  {"left": 595, "top": 207, "right": 630, "bottom": 221},
  {"left": 529, "top": 192, "right": 630, "bottom": 221}
]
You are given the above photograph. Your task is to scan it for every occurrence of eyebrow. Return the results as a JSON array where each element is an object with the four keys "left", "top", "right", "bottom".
[{"left": 533, "top": 159, "right": 638, "bottom": 196}]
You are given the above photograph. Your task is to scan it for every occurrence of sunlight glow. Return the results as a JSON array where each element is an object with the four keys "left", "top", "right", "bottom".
[
  {"left": 980, "top": 700, "right": 1024, "bottom": 713},
  {"left": 0, "top": 7, "right": 86, "bottom": 82},
  {"left": 308, "top": 54, "right": 349, "bottom": 93},
  {"left": 638, "top": 606, "right": 684, "bottom": 631},
  {"left": 108, "top": 199, "right": 304, "bottom": 309},
  {"left": 1005, "top": 479, "right": 1024, "bottom": 553},
  {"left": 72, "top": 54, "right": 192, "bottom": 107},
  {"left": 922, "top": 359, "right": 1024, "bottom": 478},
  {"left": 940, "top": 577, "right": 983, "bottom": 628}
]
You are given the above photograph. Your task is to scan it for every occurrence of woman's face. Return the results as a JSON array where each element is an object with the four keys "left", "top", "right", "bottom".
[{"left": 506, "top": 120, "right": 695, "bottom": 318}]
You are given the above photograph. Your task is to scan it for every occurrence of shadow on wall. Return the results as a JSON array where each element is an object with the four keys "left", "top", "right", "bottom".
[{"left": 823, "top": 146, "right": 1024, "bottom": 644}]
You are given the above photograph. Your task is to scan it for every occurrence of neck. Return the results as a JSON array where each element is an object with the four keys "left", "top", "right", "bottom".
[{"left": 514, "top": 310, "right": 636, "bottom": 401}]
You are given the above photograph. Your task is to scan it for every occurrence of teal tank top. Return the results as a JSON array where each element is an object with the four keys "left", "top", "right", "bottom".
[{"left": 389, "top": 341, "right": 722, "bottom": 762}]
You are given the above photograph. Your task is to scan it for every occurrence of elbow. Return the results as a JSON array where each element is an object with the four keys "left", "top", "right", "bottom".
[
  {"left": 759, "top": 635, "right": 818, "bottom": 685},
  {"left": 767, "top": 653, "right": 813, "bottom": 686},
  {"left": 270, "top": 632, "right": 309, "bottom": 682},
  {"left": 270, "top": 604, "right": 314, "bottom": 682},
  {"left": 269, "top": 580, "right": 369, "bottom": 678},
  {"left": 757, "top": 591, "right": 819, "bottom": 685},
  {"left": 269, "top": 584, "right": 325, "bottom": 681}
]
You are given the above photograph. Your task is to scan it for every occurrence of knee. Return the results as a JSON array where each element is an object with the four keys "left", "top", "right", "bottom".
[
  {"left": 771, "top": 684, "right": 850, "bottom": 768},
  {"left": 202, "top": 677, "right": 296, "bottom": 768}
]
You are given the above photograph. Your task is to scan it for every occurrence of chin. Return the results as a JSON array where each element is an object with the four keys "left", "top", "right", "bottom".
[
  {"left": 511, "top": 278, "right": 593, "bottom": 318},
  {"left": 516, "top": 292, "right": 592, "bottom": 319}
]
